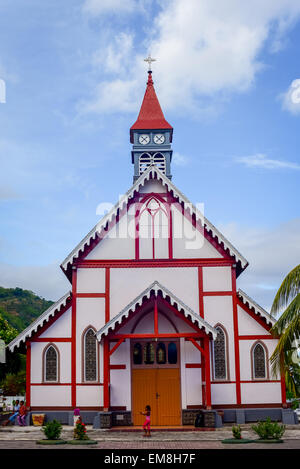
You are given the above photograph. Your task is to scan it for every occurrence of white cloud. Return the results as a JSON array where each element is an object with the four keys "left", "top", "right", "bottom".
[
  {"left": 0, "top": 263, "right": 70, "bottom": 301},
  {"left": 281, "top": 78, "right": 300, "bottom": 114},
  {"left": 172, "top": 152, "right": 189, "bottom": 166},
  {"left": 219, "top": 218, "right": 300, "bottom": 311},
  {"left": 82, "top": 0, "right": 137, "bottom": 16},
  {"left": 82, "top": 0, "right": 300, "bottom": 116},
  {"left": 235, "top": 153, "right": 300, "bottom": 170}
]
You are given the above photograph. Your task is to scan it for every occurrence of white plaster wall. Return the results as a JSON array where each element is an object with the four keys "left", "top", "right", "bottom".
[
  {"left": 110, "top": 267, "right": 199, "bottom": 318},
  {"left": 77, "top": 268, "right": 106, "bottom": 293},
  {"left": 39, "top": 307, "right": 72, "bottom": 339},
  {"left": 110, "top": 340, "right": 131, "bottom": 408},
  {"left": 139, "top": 179, "right": 167, "bottom": 193},
  {"left": 203, "top": 295, "right": 235, "bottom": 380},
  {"left": 76, "top": 298, "right": 106, "bottom": 382},
  {"left": 30, "top": 341, "right": 71, "bottom": 383},
  {"left": 76, "top": 386, "right": 103, "bottom": 407},
  {"left": 185, "top": 368, "right": 202, "bottom": 406},
  {"left": 241, "top": 382, "right": 282, "bottom": 404},
  {"left": 181, "top": 339, "right": 202, "bottom": 407},
  {"left": 172, "top": 205, "right": 223, "bottom": 259},
  {"left": 238, "top": 305, "right": 272, "bottom": 336},
  {"left": 31, "top": 386, "right": 71, "bottom": 407},
  {"left": 211, "top": 383, "right": 236, "bottom": 405},
  {"left": 85, "top": 213, "right": 135, "bottom": 260},
  {"left": 239, "top": 339, "right": 279, "bottom": 381},
  {"left": 202, "top": 266, "right": 232, "bottom": 292}
]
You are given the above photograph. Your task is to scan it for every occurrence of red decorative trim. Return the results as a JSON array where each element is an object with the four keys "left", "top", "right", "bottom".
[
  {"left": 71, "top": 268, "right": 77, "bottom": 407},
  {"left": 26, "top": 342, "right": 31, "bottom": 407},
  {"left": 105, "top": 267, "right": 110, "bottom": 323},
  {"left": 33, "top": 338, "right": 71, "bottom": 342},
  {"left": 154, "top": 298, "right": 158, "bottom": 335},
  {"left": 110, "top": 333, "right": 204, "bottom": 340},
  {"left": 239, "top": 335, "right": 275, "bottom": 340},
  {"left": 187, "top": 338, "right": 205, "bottom": 356},
  {"left": 232, "top": 266, "right": 241, "bottom": 405},
  {"left": 110, "top": 364, "right": 126, "bottom": 370},
  {"left": 186, "top": 363, "right": 203, "bottom": 369},
  {"left": 109, "top": 339, "right": 125, "bottom": 356},
  {"left": 204, "top": 337, "right": 212, "bottom": 409},
  {"left": 203, "top": 291, "right": 233, "bottom": 296},
  {"left": 77, "top": 258, "right": 233, "bottom": 269},
  {"left": 103, "top": 337, "right": 110, "bottom": 410}
]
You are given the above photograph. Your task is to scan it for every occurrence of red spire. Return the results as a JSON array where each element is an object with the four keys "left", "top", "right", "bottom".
[{"left": 130, "top": 71, "right": 173, "bottom": 143}]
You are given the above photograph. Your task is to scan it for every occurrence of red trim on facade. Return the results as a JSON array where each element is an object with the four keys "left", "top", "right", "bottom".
[
  {"left": 109, "top": 338, "right": 125, "bottom": 356},
  {"left": 103, "top": 337, "right": 110, "bottom": 410},
  {"left": 32, "top": 338, "right": 72, "bottom": 342},
  {"left": 76, "top": 293, "right": 105, "bottom": 298},
  {"left": 204, "top": 337, "right": 212, "bottom": 409},
  {"left": 186, "top": 363, "right": 203, "bottom": 369},
  {"left": 110, "top": 333, "right": 204, "bottom": 340},
  {"left": 154, "top": 298, "right": 158, "bottom": 335},
  {"left": 71, "top": 268, "right": 77, "bottom": 407},
  {"left": 203, "top": 291, "right": 233, "bottom": 296},
  {"left": 26, "top": 342, "right": 31, "bottom": 407},
  {"left": 77, "top": 258, "right": 234, "bottom": 269},
  {"left": 187, "top": 338, "right": 205, "bottom": 356},
  {"left": 105, "top": 267, "right": 110, "bottom": 323},
  {"left": 231, "top": 266, "right": 241, "bottom": 405},
  {"left": 110, "top": 364, "right": 126, "bottom": 370},
  {"left": 238, "top": 335, "right": 276, "bottom": 340}
]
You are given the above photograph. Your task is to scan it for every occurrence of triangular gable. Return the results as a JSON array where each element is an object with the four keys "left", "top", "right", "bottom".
[
  {"left": 8, "top": 292, "right": 72, "bottom": 352},
  {"left": 96, "top": 280, "right": 218, "bottom": 341},
  {"left": 237, "top": 289, "right": 275, "bottom": 331},
  {"left": 61, "top": 165, "right": 248, "bottom": 278}
]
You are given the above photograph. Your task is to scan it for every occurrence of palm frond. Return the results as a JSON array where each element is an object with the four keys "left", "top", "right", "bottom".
[{"left": 271, "top": 264, "right": 300, "bottom": 316}]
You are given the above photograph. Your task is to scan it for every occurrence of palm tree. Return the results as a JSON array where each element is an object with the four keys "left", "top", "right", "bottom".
[{"left": 270, "top": 264, "right": 300, "bottom": 395}]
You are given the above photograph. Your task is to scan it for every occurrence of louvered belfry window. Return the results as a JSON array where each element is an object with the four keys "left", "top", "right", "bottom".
[
  {"left": 213, "top": 326, "right": 227, "bottom": 380},
  {"left": 45, "top": 345, "right": 58, "bottom": 382},
  {"left": 84, "top": 328, "right": 97, "bottom": 381},
  {"left": 253, "top": 343, "right": 266, "bottom": 379},
  {"left": 139, "top": 153, "right": 166, "bottom": 175}
]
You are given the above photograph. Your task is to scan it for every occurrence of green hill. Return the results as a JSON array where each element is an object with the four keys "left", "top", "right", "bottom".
[{"left": 0, "top": 286, "right": 54, "bottom": 332}]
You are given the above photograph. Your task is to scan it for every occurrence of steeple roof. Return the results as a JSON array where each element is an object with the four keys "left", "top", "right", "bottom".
[{"left": 130, "top": 71, "right": 173, "bottom": 143}]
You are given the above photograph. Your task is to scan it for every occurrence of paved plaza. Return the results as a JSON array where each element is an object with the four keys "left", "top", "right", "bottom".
[{"left": 1, "top": 424, "right": 300, "bottom": 450}]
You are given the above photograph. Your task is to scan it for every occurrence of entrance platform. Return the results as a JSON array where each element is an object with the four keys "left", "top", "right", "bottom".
[{"left": 109, "top": 425, "right": 215, "bottom": 432}]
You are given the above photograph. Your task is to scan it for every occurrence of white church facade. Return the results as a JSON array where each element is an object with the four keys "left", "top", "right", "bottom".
[{"left": 8, "top": 67, "right": 290, "bottom": 427}]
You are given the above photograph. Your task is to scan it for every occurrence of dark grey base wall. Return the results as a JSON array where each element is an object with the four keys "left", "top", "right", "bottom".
[{"left": 23, "top": 408, "right": 298, "bottom": 428}]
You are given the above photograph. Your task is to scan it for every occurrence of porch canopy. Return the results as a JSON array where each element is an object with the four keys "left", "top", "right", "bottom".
[{"left": 97, "top": 281, "right": 218, "bottom": 410}]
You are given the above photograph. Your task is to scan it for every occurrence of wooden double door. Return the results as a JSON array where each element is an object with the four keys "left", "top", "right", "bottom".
[{"left": 132, "top": 368, "right": 181, "bottom": 426}]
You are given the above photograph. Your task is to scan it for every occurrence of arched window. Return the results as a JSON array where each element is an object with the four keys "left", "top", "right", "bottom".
[
  {"left": 252, "top": 342, "right": 267, "bottom": 379},
  {"left": 44, "top": 345, "right": 58, "bottom": 382},
  {"left": 213, "top": 326, "right": 227, "bottom": 380},
  {"left": 139, "top": 152, "right": 166, "bottom": 176},
  {"left": 84, "top": 328, "right": 98, "bottom": 382}
]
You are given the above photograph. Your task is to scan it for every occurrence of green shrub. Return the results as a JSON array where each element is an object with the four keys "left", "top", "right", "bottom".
[
  {"left": 73, "top": 420, "right": 89, "bottom": 440},
  {"left": 251, "top": 418, "right": 285, "bottom": 440},
  {"left": 232, "top": 425, "right": 242, "bottom": 439},
  {"left": 42, "top": 420, "right": 63, "bottom": 440}
]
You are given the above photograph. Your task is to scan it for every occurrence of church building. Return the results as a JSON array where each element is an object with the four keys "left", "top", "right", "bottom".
[{"left": 8, "top": 62, "right": 289, "bottom": 427}]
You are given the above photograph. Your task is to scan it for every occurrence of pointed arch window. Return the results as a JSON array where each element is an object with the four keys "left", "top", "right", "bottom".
[
  {"left": 83, "top": 328, "right": 98, "bottom": 382},
  {"left": 138, "top": 195, "right": 171, "bottom": 259},
  {"left": 44, "top": 345, "right": 58, "bottom": 382},
  {"left": 213, "top": 326, "right": 228, "bottom": 380},
  {"left": 252, "top": 342, "right": 267, "bottom": 379}
]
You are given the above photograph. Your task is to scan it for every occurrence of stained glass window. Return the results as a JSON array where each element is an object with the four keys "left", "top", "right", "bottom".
[
  {"left": 157, "top": 343, "right": 166, "bottom": 364},
  {"left": 213, "top": 326, "right": 227, "bottom": 380},
  {"left": 168, "top": 342, "right": 177, "bottom": 364},
  {"left": 45, "top": 345, "right": 57, "bottom": 382},
  {"left": 84, "top": 328, "right": 97, "bottom": 381},
  {"left": 143, "top": 342, "right": 155, "bottom": 364},
  {"left": 133, "top": 343, "right": 143, "bottom": 364},
  {"left": 253, "top": 343, "right": 266, "bottom": 379}
]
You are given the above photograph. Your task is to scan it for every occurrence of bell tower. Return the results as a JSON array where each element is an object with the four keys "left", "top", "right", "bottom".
[{"left": 130, "top": 57, "right": 173, "bottom": 182}]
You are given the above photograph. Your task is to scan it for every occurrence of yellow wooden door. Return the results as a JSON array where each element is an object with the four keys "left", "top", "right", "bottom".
[{"left": 132, "top": 368, "right": 181, "bottom": 426}]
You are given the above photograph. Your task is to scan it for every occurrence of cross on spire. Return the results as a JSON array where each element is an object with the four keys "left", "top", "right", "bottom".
[{"left": 144, "top": 54, "right": 156, "bottom": 72}]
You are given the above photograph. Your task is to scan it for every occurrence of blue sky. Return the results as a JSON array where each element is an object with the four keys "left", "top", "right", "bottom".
[{"left": 0, "top": 0, "right": 299, "bottom": 311}]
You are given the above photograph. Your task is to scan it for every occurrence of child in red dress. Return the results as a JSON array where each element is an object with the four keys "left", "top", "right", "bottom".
[{"left": 140, "top": 405, "right": 151, "bottom": 437}]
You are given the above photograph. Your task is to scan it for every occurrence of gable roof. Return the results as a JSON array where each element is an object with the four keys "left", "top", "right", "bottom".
[
  {"left": 130, "top": 71, "right": 173, "bottom": 143},
  {"left": 96, "top": 280, "right": 218, "bottom": 340},
  {"left": 7, "top": 291, "right": 72, "bottom": 352},
  {"left": 237, "top": 289, "right": 276, "bottom": 327},
  {"left": 60, "top": 164, "right": 248, "bottom": 276}
]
